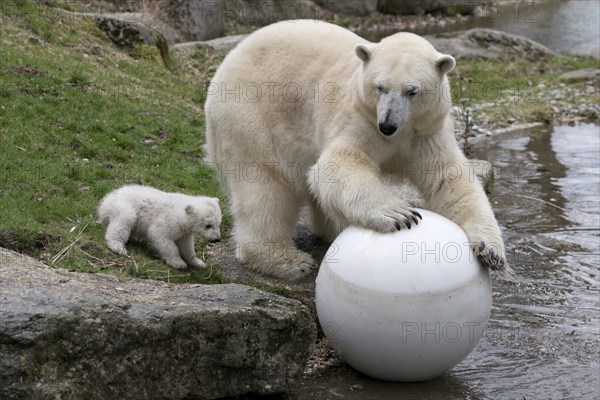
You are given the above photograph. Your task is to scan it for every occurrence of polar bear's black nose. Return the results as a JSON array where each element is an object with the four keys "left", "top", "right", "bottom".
[
  {"left": 209, "top": 237, "right": 221, "bottom": 243},
  {"left": 378, "top": 123, "right": 397, "bottom": 136}
]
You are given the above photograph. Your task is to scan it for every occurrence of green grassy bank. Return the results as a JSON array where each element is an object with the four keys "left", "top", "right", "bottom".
[{"left": 0, "top": 0, "right": 597, "bottom": 286}]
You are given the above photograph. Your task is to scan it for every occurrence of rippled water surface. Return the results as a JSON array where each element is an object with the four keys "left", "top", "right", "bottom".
[
  {"left": 295, "top": 124, "right": 600, "bottom": 399},
  {"left": 363, "top": 0, "right": 600, "bottom": 55}
]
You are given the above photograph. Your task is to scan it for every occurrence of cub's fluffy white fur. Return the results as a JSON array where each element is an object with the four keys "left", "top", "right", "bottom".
[{"left": 98, "top": 185, "right": 221, "bottom": 269}]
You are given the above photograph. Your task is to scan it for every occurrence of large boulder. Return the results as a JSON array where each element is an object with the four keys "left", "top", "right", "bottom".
[
  {"left": 163, "top": 0, "right": 224, "bottom": 41},
  {"left": 222, "top": 0, "right": 321, "bottom": 27},
  {"left": 379, "top": 0, "right": 478, "bottom": 15},
  {"left": 314, "top": 0, "right": 378, "bottom": 16},
  {"left": 52, "top": 9, "right": 174, "bottom": 65},
  {"left": 55, "top": 3, "right": 223, "bottom": 43},
  {"left": 53, "top": 9, "right": 180, "bottom": 43},
  {"left": 0, "top": 248, "right": 316, "bottom": 400},
  {"left": 95, "top": 15, "right": 169, "bottom": 47},
  {"left": 426, "top": 28, "right": 558, "bottom": 60}
]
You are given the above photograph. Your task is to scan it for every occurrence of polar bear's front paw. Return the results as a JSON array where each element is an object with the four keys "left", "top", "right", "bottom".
[
  {"left": 188, "top": 257, "right": 207, "bottom": 269},
  {"left": 276, "top": 251, "right": 318, "bottom": 282},
  {"left": 166, "top": 258, "right": 188, "bottom": 269},
  {"left": 366, "top": 199, "right": 422, "bottom": 233},
  {"left": 473, "top": 241, "right": 506, "bottom": 270},
  {"left": 107, "top": 240, "right": 128, "bottom": 256}
]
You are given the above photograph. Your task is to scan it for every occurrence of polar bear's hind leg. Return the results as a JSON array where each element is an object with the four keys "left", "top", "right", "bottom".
[
  {"left": 104, "top": 210, "right": 136, "bottom": 256},
  {"left": 230, "top": 178, "right": 316, "bottom": 281}
]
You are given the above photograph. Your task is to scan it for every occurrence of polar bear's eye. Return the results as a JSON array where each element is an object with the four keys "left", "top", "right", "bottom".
[
  {"left": 406, "top": 86, "right": 419, "bottom": 97},
  {"left": 205, "top": 224, "right": 213, "bottom": 229},
  {"left": 376, "top": 84, "right": 387, "bottom": 94}
]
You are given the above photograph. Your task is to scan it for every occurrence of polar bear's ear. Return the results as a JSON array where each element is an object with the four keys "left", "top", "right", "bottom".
[
  {"left": 355, "top": 43, "right": 374, "bottom": 63},
  {"left": 185, "top": 204, "right": 194, "bottom": 215},
  {"left": 436, "top": 54, "right": 456, "bottom": 74}
]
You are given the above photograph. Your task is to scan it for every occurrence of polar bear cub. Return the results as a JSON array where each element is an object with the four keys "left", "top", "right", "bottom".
[{"left": 98, "top": 185, "right": 222, "bottom": 269}]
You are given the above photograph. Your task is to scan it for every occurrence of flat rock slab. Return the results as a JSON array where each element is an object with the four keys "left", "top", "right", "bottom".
[
  {"left": 559, "top": 68, "right": 600, "bottom": 82},
  {"left": 0, "top": 248, "right": 315, "bottom": 400},
  {"left": 427, "top": 28, "right": 559, "bottom": 60}
]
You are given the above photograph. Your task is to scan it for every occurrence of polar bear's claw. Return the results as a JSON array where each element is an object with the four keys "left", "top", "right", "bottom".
[
  {"left": 473, "top": 240, "right": 506, "bottom": 270},
  {"left": 242, "top": 243, "right": 317, "bottom": 281},
  {"left": 298, "top": 262, "right": 318, "bottom": 275},
  {"left": 376, "top": 200, "right": 419, "bottom": 232},
  {"left": 278, "top": 255, "right": 316, "bottom": 281}
]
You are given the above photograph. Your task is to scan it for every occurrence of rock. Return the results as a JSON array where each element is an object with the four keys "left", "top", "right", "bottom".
[
  {"left": 559, "top": 69, "right": 600, "bottom": 83},
  {"left": 96, "top": 16, "right": 164, "bottom": 47},
  {"left": 53, "top": 9, "right": 181, "bottom": 43},
  {"left": 224, "top": 0, "right": 321, "bottom": 26},
  {"left": 493, "top": 122, "right": 546, "bottom": 135},
  {"left": 314, "top": 0, "right": 378, "bottom": 16},
  {"left": 379, "top": 0, "right": 478, "bottom": 15},
  {"left": 52, "top": 9, "right": 173, "bottom": 65},
  {"left": 173, "top": 34, "right": 249, "bottom": 54},
  {"left": 162, "top": 0, "right": 224, "bottom": 41},
  {"left": 0, "top": 248, "right": 316, "bottom": 400},
  {"left": 568, "top": 48, "right": 600, "bottom": 59},
  {"left": 427, "top": 28, "right": 559, "bottom": 61}
]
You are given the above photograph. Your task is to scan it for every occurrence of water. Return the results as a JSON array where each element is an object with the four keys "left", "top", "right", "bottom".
[
  {"left": 362, "top": 0, "right": 600, "bottom": 56},
  {"left": 295, "top": 124, "right": 600, "bottom": 399}
]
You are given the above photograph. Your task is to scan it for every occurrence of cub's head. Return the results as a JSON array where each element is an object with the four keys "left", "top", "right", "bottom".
[
  {"left": 354, "top": 32, "right": 455, "bottom": 137},
  {"left": 185, "top": 197, "right": 222, "bottom": 243}
]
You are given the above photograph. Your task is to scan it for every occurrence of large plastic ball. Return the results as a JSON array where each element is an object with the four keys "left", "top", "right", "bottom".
[{"left": 315, "top": 209, "right": 492, "bottom": 381}]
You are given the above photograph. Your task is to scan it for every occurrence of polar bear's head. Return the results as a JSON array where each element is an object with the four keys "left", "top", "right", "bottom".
[
  {"left": 185, "top": 198, "right": 222, "bottom": 242},
  {"left": 354, "top": 32, "right": 455, "bottom": 137}
]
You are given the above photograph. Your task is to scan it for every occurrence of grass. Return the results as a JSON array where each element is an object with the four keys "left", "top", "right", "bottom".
[
  {"left": 0, "top": 0, "right": 597, "bottom": 287},
  {"left": 452, "top": 56, "right": 599, "bottom": 125},
  {"left": 0, "top": 1, "right": 228, "bottom": 284}
]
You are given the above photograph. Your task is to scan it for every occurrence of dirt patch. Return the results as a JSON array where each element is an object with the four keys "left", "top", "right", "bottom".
[{"left": 0, "top": 228, "right": 61, "bottom": 255}]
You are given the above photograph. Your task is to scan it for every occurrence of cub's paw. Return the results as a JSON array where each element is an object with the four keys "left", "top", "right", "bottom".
[
  {"left": 107, "top": 240, "right": 128, "bottom": 256},
  {"left": 166, "top": 258, "right": 188, "bottom": 270},
  {"left": 188, "top": 257, "right": 207, "bottom": 269},
  {"left": 365, "top": 198, "right": 422, "bottom": 233},
  {"left": 473, "top": 240, "right": 506, "bottom": 270}
]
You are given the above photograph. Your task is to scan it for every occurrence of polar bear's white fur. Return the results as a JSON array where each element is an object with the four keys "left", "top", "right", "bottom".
[
  {"left": 204, "top": 20, "right": 506, "bottom": 281},
  {"left": 98, "top": 185, "right": 222, "bottom": 269}
]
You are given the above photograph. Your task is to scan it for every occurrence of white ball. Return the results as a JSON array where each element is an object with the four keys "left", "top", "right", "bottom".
[{"left": 315, "top": 209, "right": 492, "bottom": 382}]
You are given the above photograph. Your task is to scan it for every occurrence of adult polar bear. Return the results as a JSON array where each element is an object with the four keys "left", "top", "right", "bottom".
[{"left": 205, "top": 20, "right": 506, "bottom": 281}]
